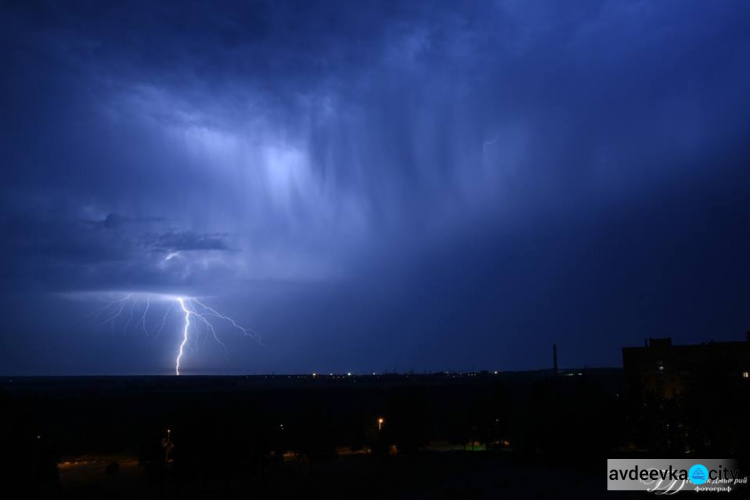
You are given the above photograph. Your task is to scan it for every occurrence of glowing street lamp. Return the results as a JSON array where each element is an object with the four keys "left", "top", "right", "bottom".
[
  {"left": 163, "top": 428, "right": 173, "bottom": 462},
  {"left": 377, "top": 417, "right": 384, "bottom": 431}
]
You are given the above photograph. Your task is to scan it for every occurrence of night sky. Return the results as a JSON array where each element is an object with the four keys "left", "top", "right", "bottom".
[{"left": 2, "top": 1, "right": 750, "bottom": 375}]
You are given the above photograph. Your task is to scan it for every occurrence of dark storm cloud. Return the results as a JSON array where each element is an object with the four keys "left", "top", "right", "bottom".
[
  {"left": 93, "top": 213, "right": 164, "bottom": 230},
  {"left": 1, "top": 1, "right": 750, "bottom": 373},
  {"left": 150, "top": 231, "right": 232, "bottom": 252},
  {"left": 0, "top": 206, "right": 237, "bottom": 293}
]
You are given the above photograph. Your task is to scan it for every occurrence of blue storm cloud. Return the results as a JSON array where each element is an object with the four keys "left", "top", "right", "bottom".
[{"left": 1, "top": 1, "right": 749, "bottom": 373}]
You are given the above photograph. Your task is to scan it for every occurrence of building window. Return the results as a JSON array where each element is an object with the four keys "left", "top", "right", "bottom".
[
  {"left": 743, "top": 371, "right": 749, "bottom": 379},
  {"left": 657, "top": 360, "right": 664, "bottom": 372}
]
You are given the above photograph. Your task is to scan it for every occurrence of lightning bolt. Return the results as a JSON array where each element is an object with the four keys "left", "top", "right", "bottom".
[
  {"left": 124, "top": 296, "right": 138, "bottom": 335},
  {"left": 155, "top": 304, "right": 173, "bottom": 336},
  {"left": 89, "top": 292, "right": 262, "bottom": 375},
  {"left": 192, "top": 299, "right": 262, "bottom": 343},
  {"left": 137, "top": 295, "right": 151, "bottom": 334},
  {"left": 90, "top": 293, "right": 132, "bottom": 329},
  {"left": 176, "top": 297, "right": 190, "bottom": 376}
]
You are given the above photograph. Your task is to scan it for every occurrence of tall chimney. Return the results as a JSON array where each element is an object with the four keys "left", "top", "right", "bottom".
[{"left": 553, "top": 344, "right": 558, "bottom": 375}]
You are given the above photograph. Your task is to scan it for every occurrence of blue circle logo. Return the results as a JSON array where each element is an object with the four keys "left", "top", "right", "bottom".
[{"left": 689, "top": 464, "right": 709, "bottom": 485}]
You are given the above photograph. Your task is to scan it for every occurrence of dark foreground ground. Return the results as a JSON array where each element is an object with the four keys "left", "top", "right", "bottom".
[
  {"left": 55, "top": 451, "right": 635, "bottom": 500},
  {"left": 1, "top": 371, "right": 747, "bottom": 498}
]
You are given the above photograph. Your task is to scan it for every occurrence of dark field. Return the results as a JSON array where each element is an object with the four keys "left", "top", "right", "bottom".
[{"left": 1, "top": 370, "right": 746, "bottom": 498}]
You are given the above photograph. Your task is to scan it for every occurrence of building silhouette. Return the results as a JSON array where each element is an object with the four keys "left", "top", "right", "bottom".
[{"left": 622, "top": 334, "right": 750, "bottom": 401}]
